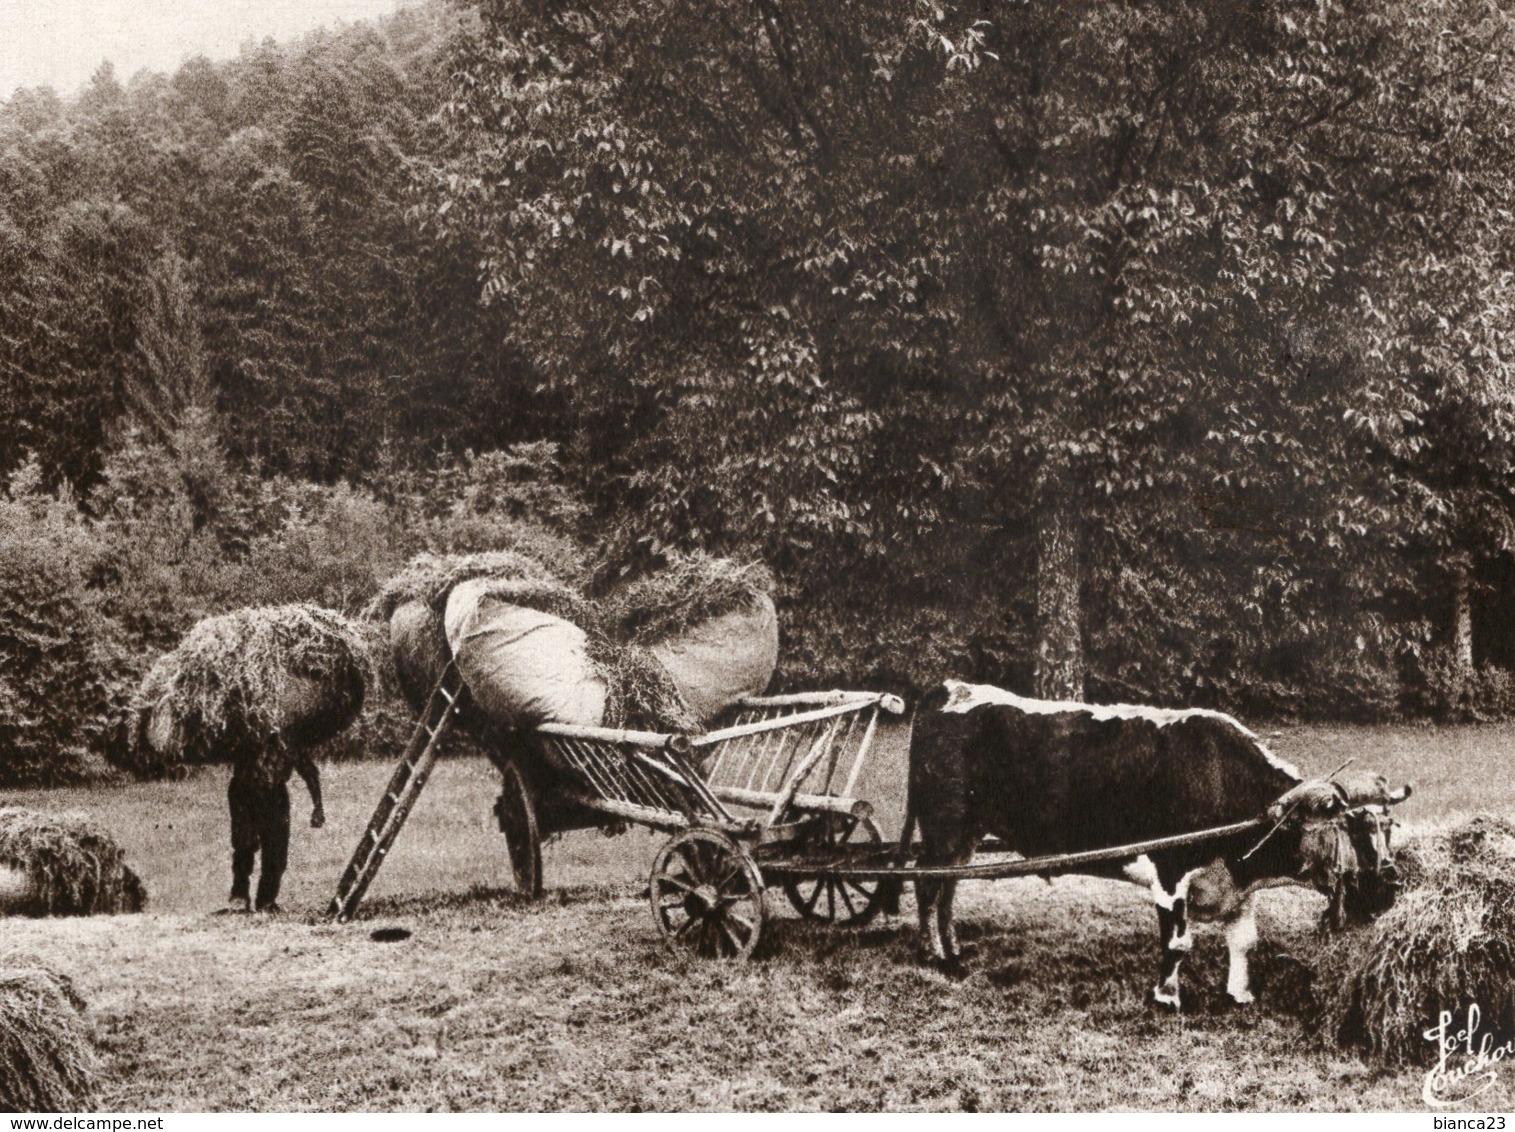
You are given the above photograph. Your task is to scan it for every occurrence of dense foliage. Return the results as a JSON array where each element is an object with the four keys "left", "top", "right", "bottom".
[{"left": 4, "top": 0, "right": 1515, "bottom": 782}]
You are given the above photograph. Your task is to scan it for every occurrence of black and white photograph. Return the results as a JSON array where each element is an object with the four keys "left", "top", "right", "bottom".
[{"left": 1, "top": 0, "right": 1513, "bottom": 1114}]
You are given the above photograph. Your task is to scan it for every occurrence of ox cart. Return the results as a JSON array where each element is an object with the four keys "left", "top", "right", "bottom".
[{"left": 328, "top": 665, "right": 1266, "bottom": 959}]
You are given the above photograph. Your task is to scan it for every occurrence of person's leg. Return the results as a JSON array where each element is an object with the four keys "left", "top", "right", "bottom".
[
  {"left": 254, "top": 782, "right": 292, "bottom": 911},
  {"left": 228, "top": 776, "right": 257, "bottom": 910}
]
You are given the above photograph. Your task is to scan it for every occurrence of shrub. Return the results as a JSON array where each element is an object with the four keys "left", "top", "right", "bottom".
[{"left": 0, "top": 461, "right": 126, "bottom": 785}]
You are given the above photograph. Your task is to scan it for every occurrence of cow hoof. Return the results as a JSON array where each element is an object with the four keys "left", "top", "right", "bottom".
[
  {"left": 1226, "top": 989, "right": 1255, "bottom": 1006},
  {"left": 1150, "top": 987, "right": 1182, "bottom": 1013}
]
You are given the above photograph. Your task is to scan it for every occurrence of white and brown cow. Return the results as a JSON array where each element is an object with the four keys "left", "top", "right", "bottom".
[{"left": 907, "top": 680, "right": 1410, "bottom": 1009}]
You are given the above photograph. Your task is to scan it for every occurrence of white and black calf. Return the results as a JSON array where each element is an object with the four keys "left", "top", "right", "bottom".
[{"left": 907, "top": 681, "right": 1410, "bottom": 1009}]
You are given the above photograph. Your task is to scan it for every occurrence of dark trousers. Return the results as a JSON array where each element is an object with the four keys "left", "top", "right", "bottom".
[{"left": 229, "top": 778, "right": 291, "bottom": 910}]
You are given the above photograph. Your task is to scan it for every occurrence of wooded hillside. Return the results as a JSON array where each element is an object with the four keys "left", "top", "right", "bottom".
[{"left": 4, "top": 0, "right": 1515, "bottom": 782}]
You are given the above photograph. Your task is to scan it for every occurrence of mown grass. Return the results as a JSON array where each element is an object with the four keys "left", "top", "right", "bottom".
[{"left": 0, "top": 720, "right": 1510, "bottom": 1111}]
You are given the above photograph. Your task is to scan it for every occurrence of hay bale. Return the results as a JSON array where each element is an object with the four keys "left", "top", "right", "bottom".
[
  {"left": 389, "top": 600, "right": 451, "bottom": 714},
  {"left": 1313, "top": 815, "right": 1515, "bottom": 1065},
  {"left": 0, "top": 809, "right": 145, "bottom": 917},
  {"left": 597, "top": 643, "right": 701, "bottom": 735},
  {"left": 130, "top": 604, "right": 370, "bottom": 775},
  {"left": 607, "top": 552, "right": 775, "bottom": 644},
  {"left": 606, "top": 553, "right": 778, "bottom": 723},
  {"left": 0, "top": 954, "right": 97, "bottom": 1112}
]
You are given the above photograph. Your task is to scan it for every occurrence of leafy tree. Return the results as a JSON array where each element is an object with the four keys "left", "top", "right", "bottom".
[{"left": 425, "top": 0, "right": 1515, "bottom": 702}]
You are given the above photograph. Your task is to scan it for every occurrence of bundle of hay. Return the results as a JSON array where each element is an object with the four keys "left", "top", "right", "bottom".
[
  {"left": 129, "top": 604, "right": 370, "bottom": 776},
  {"left": 0, "top": 809, "right": 144, "bottom": 917},
  {"left": 371, "top": 551, "right": 699, "bottom": 733},
  {"left": 605, "top": 553, "right": 778, "bottom": 723},
  {"left": 1313, "top": 815, "right": 1515, "bottom": 1065},
  {"left": 370, "top": 551, "right": 554, "bottom": 712},
  {"left": 0, "top": 954, "right": 97, "bottom": 1111},
  {"left": 368, "top": 550, "right": 557, "bottom": 623}
]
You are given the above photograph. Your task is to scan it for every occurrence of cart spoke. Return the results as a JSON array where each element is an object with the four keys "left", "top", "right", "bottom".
[
  {"left": 800, "top": 879, "right": 824, "bottom": 915},
  {"left": 726, "top": 911, "right": 756, "bottom": 936},
  {"left": 675, "top": 846, "right": 706, "bottom": 887},
  {"left": 656, "top": 873, "right": 697, "bottom": 895},
  {"left": 837, "top": 882, "right": 858, "bottom": 918},
  {"left": 719, "top": 918, "right": 747, "bottom": 955}
]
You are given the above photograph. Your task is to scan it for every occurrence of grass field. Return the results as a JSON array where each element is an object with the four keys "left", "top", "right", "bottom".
[{"left": 1, "top": 719, "right": 1512, "bottom": 1112}]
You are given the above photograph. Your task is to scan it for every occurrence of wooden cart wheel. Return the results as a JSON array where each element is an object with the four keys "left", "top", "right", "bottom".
[
  {"left": 782, "top": 813, "right": 886, "bottom": 926},
  {"left": 495, "top": 759, "right": 543, "bottom": 900},
  {"left": 650, "top": 829, "right": 765, "bottom": 959}
]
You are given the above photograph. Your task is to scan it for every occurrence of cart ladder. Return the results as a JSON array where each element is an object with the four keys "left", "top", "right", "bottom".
[{"left": 328, "top": 662, "right": 466, "bottom": 922}]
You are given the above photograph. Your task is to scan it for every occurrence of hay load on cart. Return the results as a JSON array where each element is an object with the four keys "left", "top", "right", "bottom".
[
  {"left": 605, "top": 553, "right": 779, "bottom": 725},
  {"left": 335, "top": 549, "right": 859, "bottom": 929}
]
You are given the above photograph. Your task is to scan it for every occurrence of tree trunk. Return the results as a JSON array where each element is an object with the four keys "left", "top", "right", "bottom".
[
  {"left": 1034, "top": 457, "right": 1084, "bottom": 701},
  {"left": 1451, "top": 561, "right": 1474, "bottom": 708}
]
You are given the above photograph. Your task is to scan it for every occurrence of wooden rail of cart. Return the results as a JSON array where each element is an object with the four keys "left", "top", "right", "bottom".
[{"left": 330, "top": 667, "right": 1265, "bottom": 959}]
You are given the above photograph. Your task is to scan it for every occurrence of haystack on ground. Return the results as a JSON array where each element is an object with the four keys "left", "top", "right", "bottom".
[
  {"left": 1313, "top": 814, "right": 1515, "bottom": 1065},
  {"left": 129, "top": 604, "right": 370, "bottom": 777},
  {"left": 0, "top": 809, "right": 145, "bottom": 917},
  {"left": 0, "top": 954, "right": 97, "bottom": 1111},
  {"left": 605, "top": 553, "right": 778, "bottom": 723}
]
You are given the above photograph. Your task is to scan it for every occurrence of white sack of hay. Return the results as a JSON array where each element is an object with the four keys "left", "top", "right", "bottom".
[{"left": 445, "top": 577, "right": 607, "bottom": 728}]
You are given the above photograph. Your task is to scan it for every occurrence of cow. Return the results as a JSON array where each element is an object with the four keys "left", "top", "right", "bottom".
[{"left": 907, "top": 680, "right": 1411, "bottom": 1009}]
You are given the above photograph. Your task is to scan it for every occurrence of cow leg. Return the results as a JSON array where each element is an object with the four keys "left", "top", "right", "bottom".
[
  {"left": 1223, "top": 893, "right": 1259, "bottom": 1005},
  {"left": 916, "top": 877, "right": 947, "bottom": 962},
  {"left": 1152, "top": 891, "right": 1193, "bottom": 1011},
  {"left": 915, "top": 828, "right": 975, "bottom": 965},
  {"left": 938, "top": 879, "right": 961, "bottom": 961}
]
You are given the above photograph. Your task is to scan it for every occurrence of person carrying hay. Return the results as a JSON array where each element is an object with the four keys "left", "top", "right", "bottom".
[
  {"left": 128, "top": 605, "right": 368, "bottom": 913},
  {"left": 228, "top": 747, "right": 326, "bottom": 912}
]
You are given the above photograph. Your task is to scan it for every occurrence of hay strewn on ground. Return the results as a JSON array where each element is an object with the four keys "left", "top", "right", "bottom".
[
  {"left": 0, "top": 809, "right": 145, "bottom": 917},
  {"left": 367, "top": 551, "right": 554, "bottom": 622},
  {"left": 605, "top": 552, "right": 774, "bottom": 645},
  {"left": 0, "top": 954, "right": 97, "bottom": 1111},
  {"left": 132, "top": 604, "right": 370, "bottom": 770},
  {"left": 1314, "top": 815, "right": 1515, "bottom": 1065}
]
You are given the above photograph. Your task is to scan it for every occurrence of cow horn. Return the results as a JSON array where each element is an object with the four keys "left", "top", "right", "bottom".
[{"left": 1386, "top": 783, "right": 1413, "bottom": 805}]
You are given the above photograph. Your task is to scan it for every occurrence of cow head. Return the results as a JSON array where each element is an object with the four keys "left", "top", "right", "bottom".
[{"left": 1263, "top": 772, "right": 1412, "bottom": 928}]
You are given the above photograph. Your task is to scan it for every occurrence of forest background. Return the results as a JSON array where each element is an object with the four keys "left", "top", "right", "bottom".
[{"left": 5, "top": 0, "right": 1515, "bottom": 786}]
